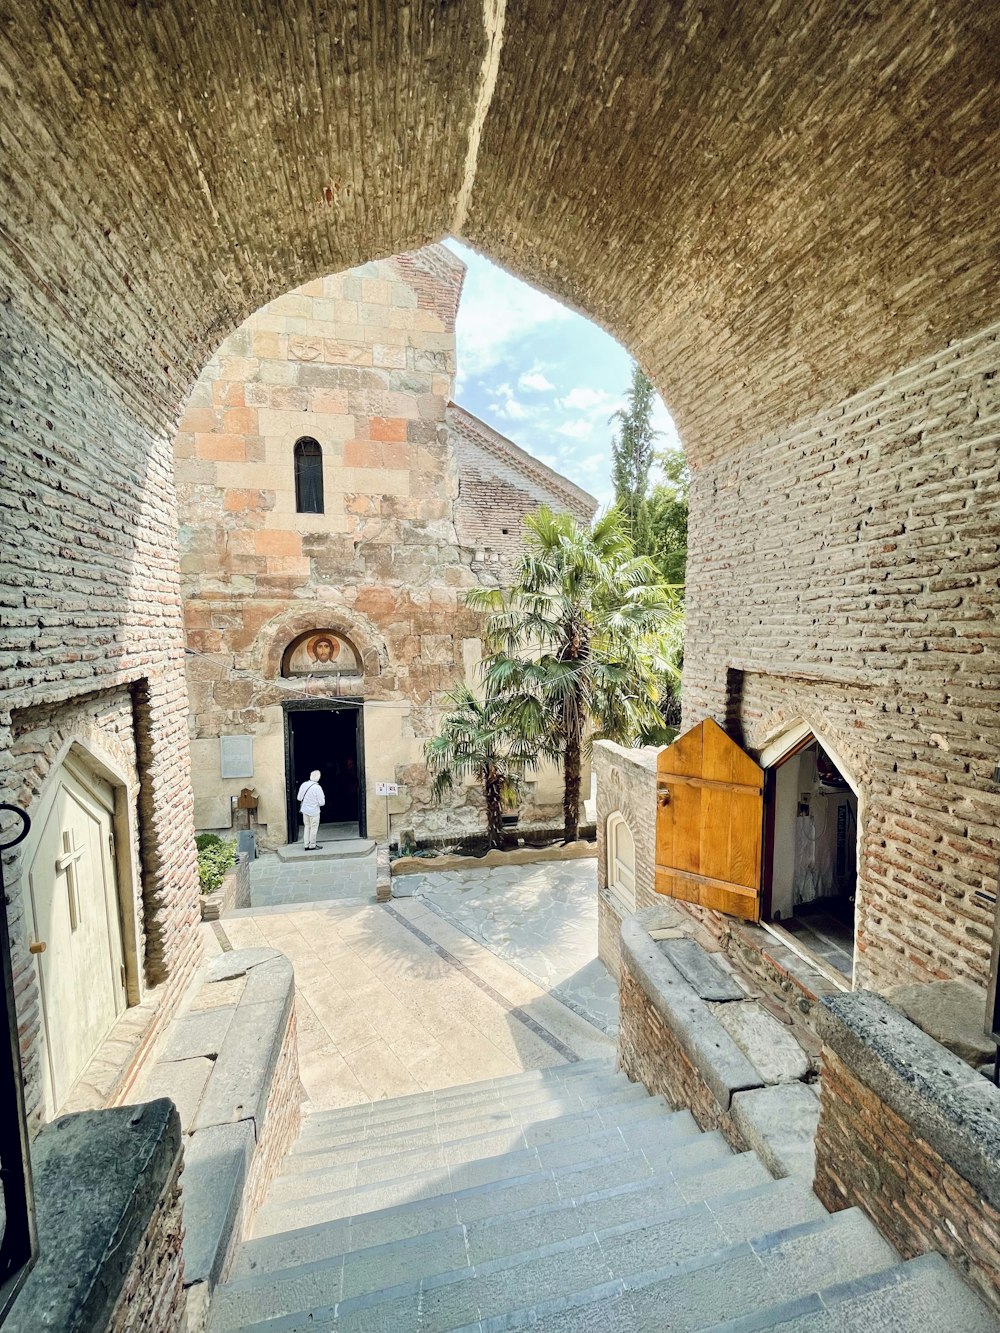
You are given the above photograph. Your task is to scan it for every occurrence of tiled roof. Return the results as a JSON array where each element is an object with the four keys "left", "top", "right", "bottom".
[{"left": 449, "top": 404, "right": 598, "bottom": 558}]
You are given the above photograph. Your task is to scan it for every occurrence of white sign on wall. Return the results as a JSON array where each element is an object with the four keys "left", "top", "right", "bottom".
[
  {"left": 375, "top": 782, "right": 399, "bottom": 797},
  {"left": 220, "top": 735, "right": 254, "bottom": 779}
]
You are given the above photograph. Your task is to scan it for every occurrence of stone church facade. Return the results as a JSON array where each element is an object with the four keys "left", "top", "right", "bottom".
[{"left": 174, "top": 246, "right": 595, "bottom": 848}]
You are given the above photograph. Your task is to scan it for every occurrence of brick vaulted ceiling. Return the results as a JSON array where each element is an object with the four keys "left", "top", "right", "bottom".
[{"left": 0, "top": 1, "right": 996, "bottom": 460}]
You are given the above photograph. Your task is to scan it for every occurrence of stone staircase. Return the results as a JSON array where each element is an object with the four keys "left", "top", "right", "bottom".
[{"left": 208, "top": 1059, "right": 995, "bottom": 1332}]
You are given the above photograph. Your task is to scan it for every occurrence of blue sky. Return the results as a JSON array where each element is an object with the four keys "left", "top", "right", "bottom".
[{"left": 445, "top": 238, "right": 682, "bottom": 508}]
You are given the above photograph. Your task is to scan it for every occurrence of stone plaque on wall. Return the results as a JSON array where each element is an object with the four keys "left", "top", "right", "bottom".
[{"left": 220, "top": 735, "right": 253, "bottom": 779}]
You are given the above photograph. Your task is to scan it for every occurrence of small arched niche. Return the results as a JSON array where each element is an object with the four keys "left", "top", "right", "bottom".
[
  {"left": 281, "top": 629, "right": 361, "bottom": 678},
  {"left": 607, "top": 811, "right": 637, "bottom": 912}
]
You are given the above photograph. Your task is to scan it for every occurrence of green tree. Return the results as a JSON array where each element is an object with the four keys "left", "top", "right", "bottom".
[
  {"left": 424, "top": 685, "right": 538, "bottom": 849},
  {"left": 610, "top": 364, "right": 658, "bottom": 546},
  {"left": 468, "top": 508, "right": 679, "bottom": 843},
  {"left": 645, "top": 446, "right": 689, "bottom": 588}
]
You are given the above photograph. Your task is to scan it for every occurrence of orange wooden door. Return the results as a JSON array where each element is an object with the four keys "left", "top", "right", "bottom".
[{"left": 655, "top": 718, "right": 765, "bottom": 922}]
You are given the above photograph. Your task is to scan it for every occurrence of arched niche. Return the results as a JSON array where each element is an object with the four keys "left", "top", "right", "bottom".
[{"left": 281, "top": 628, "right": 362, "bottom": 678}]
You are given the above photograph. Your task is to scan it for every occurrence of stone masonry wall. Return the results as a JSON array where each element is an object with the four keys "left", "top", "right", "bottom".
[
  {"left": 684, "top": 322, "right": 1000, "bottom": 992},
  {"left": 175, "top": 247, "right": 563, "bottom": 844},
  {"left": 594, "top": 742, "right": 659, "bottom": 973},
  {"left": 813, "top": 992, "right": 1000, "bottom": 1317}
]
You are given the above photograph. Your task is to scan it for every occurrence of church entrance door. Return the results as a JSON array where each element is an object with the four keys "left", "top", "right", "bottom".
[
  {"left": 27, "top": 756, "right": 127, "bottom": 1114},
  {"left": 284, "top": 702, "right": 366, "bottom": 842}
]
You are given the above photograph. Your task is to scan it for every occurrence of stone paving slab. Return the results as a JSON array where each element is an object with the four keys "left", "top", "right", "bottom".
[
  {"left": 397, "top": 859, "right": 619, "bottom": 1035},
  {"left": 218, "top": 897, "right": 613, "bottom": 1114}
]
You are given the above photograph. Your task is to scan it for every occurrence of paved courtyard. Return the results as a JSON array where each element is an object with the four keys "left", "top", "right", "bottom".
[
  {"left": 394, "top": 857, "right": 619, "bottom": 1035},
  {"left": 249, "top": 846, "right": 376, "bottom": 906},
  {"left": 213, "top": 896, "right": 612, "bottom": 1112}
]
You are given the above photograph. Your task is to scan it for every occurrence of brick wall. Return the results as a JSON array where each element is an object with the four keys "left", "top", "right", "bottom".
[
  {"left": 814, "top": 992, "right": 1000, "bottom": 1317},
  {"left": 683, "top": 323, "right": 1000, "bottom": 992},
  {"left": 2, "top": 308, "right": 201, "bottom": 1123},
  {"left": 594, "top": 742, "right": 659, "bottom": 972},
  {"left": 618, "top": 964, "right": 749, "bottom": 1151},
  {"left": 107, "top": 1150, "right": 187, "bottom": 1333}
]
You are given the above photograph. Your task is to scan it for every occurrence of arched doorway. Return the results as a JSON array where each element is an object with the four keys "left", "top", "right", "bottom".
[{"left": 24, "top": 752, "right": 129, "bottom": 1115}]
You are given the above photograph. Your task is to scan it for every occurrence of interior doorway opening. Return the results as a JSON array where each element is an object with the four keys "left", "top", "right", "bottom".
[
  {"left": 285, "top": 703, "right": 365, "bottom": 843},
  {"left": 764, "top": 734, "right": 858, "bottom": 981}
]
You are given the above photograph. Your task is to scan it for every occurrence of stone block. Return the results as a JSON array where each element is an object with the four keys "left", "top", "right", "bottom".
[
  {"left": 181, "top": 1120, "right": 255, "bottom": 1288},
  {"left": 885, "top": 977, "right": 995, "bottom": 1066},
  {"left": 714, "top": 1001, "right": 811, "bottom": 1084},
  {"left": 139, "top": 1056, "right": 215, "bottom": 1127},
  {"left": 159, "top": 1006, "right": 235, "bottom": 1061},
  {"left": 207, "top": 947, "right": 283, "bottom": 982},
  {"left": 193, "top": 988, "right": 293, "bottom": 1135},
  {"left": 658, "top": 937, "right": 746, "bottom": 1002},
  {"left": 730, "top": 1083, "right": 820, "bottom": 1180}
]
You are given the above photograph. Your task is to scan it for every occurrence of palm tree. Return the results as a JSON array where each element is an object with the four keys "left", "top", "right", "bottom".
[
  {"left": 468, "top": 507, "right": 679, "bottom": 843},
  {"left": 424, "top": 686, "right": 539, "bottom": 849}
]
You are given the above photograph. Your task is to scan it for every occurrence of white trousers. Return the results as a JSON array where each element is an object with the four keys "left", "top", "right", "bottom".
[{"left": 302, "top": 812, "right": 320, "bottom": 847}]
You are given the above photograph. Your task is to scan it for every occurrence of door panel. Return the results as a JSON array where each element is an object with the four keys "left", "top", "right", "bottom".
[
  {"left": 28, "top": 764, "right": 126, "bottom": 1112},
  {"left": 655, "top": 718, "right": 765, "bottom": 922}
]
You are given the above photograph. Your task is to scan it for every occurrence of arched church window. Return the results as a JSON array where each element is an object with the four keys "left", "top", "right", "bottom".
[
  {"left": 294, "top": 437, "right": 324, "bottom": 514},
  {"left": 607, "top": 811, "right": 636, "bottom": 911}
]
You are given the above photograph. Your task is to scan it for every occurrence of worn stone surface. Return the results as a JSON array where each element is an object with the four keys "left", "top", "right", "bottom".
[
  {"left": 139, "top": 1056, "right": 215, "bottom": 1127},
  {"left": 207, "top": 948, "right": 283, "bottom": 983},
  {"left": 816, "top": 990, "right": 1000, "bottom": 1209},
  {"left": 714, "top": 1001, "right": 811, "bottom": 1085},
  {"left": 886, "top": 977, "right": 996, "bottom": 1066},
  {"left": 814, "top": 998, "right": 1000, "bottom": 1318},
  {"left": 659, "top": 937, "right": 745, "bottom": 1002},
  {"left": 160, "top": 1007, "right": 236, "bottom": 1062},
  {"left": 730, "top": 1083, "right": 820, "bottom": 1181},
  {"left": 620, "top": 915, "right": 763, "bottom": 1114},
  {"left": 181, "top": 1121, "right": 256, "bottom": 1288},
  {"left": 7, "top": 1100, "right": 185, "bottom": 1333}
]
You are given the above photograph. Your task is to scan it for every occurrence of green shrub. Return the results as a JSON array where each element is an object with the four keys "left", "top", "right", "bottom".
[{"left": 196, "top": 836, "right": 236, "bottom": 894}]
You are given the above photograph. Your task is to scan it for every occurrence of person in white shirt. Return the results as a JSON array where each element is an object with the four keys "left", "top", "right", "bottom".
[{"left": 296, "top": 769, "right": 325, "bottom": 849}]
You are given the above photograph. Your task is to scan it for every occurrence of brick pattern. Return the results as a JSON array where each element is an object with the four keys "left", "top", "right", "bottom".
[
  {"left": 450, "top": 404, "right": 597, "bottom": 568},
  {"left": 618, "top": 966, "right": 748, "bottom": 1152},
  {"left": 106, "top": 1150, "right": 187, "bottom": 1333},
  {"left": 234, "top": 1004, "right": 302, "bottom": 1264},
  {"left": 594, "top": 743, "right": 659, "bottom": 972},
  {"left": 683, "top": 324, "right": 1000, "bottom": 993},
  {"left": 814, "top": 1045, "right": 1000, "bottom": 1317}
]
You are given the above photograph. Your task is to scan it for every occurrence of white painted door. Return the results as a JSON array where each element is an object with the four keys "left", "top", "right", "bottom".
[{"left": 28, "top": 760, "right": 127, "bottom": 1113}]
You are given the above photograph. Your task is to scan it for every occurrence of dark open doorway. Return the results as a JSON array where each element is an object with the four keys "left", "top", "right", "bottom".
[
  {"left": 284, "top": 702, "right": 365, "bottom": 842},
  {"left": 763, "top": 735, "right": 858, "bottom": 980}
]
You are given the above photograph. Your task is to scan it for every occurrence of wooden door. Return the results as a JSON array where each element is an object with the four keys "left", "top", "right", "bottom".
[
  {"left": 655, "top": 718, "right": 765, "bottom": 922},
  {"left": 28, "top": 761, "right": 127, "bottom": 1112}
]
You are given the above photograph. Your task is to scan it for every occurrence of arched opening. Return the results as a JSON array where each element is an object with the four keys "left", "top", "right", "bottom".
[
  {"left": 762, "top": 728, "right": 860, "bottom": 983},
  {"left": 294, "top": 437, "right": 324, "bottom": 514},
  {"left": 607, "top": 811, "right": 637, "bottom": 912}
]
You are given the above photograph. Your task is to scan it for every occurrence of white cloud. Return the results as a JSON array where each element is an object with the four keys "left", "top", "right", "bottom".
[
  {"left": 558, "top": 386, "right": 610, "bottom": 412},
  {"left": 519, "top": 366, "right": 554, "bottom": 393},
  {"left": 556, "top": 420, "right": 593, "bottom": 440},
  {"left": 446, "top": 239, "right": 573, "bottom": 379}
]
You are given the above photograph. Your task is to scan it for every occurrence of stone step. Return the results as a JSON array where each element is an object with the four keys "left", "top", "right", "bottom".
[
  {"left": 234, "top": 1131, "right": 737, "bottom": 1278},
  {"left": 296, "top": 1059, "right": 618, "bottom": 1134},
  {"left": 251, "top": 1107, "right": 724, "bottom": 1239},
  {"left": 292, "top": 1079, "right": 653, "bottom": 1161},
  {"left": 283, "top": 1093, "right": 669, "bottom": 1183},
  {"left": 266, "top": 1105, "right": 698, "bottom": 1209},
  {"left": 210, "top": 1191, "right": 885, "bottom": 1331},
  {"left": 294, "top": 1077, "right": 647, "bottom": 1157},
  {"left": 234, "top": 1141, "right": 816, "bottom": 1295},
  {"left": 507, "top": 1208, "right": 901, "bottom": 1333},
  {"left": 698, "top": 1252, "right": 999, "bottom": 1332}
]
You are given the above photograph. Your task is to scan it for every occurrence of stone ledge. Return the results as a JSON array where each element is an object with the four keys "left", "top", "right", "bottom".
[
  {"left": 818, "top": 990, "right": 1000, "bottom": 1210},
  {"left": 620, "top": 910, "right": 763, "bottom": 1111},
  {"left": 391, "top": 839, "right": 597, "bottom": 878},
  {"left": 7, "top": 1099, "right": 184, "bottom": 1333}
]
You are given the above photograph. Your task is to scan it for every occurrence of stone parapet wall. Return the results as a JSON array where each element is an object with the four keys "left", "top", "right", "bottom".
[
  {"left": 7, "top": 1100, "right": 186, "bottom": 1333},
  {"left": 593, "top": 742, "right": 659, "bottom": 971},
  {"left": 683, "top": 322, "right": 1000, "bottom": 993},
  {"left": 814, "top": 991, "right": 1000, "bottom": 1315}
]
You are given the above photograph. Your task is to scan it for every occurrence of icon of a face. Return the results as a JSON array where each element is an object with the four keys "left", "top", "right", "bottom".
[{"left": 313, "top": 637, "right": 336, "bottom": 663}]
